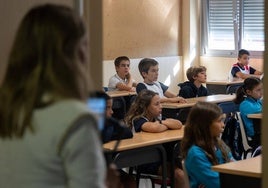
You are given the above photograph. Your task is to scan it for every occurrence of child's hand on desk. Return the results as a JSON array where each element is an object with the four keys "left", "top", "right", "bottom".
[
  {"left": 177, "top": 96, "right": 187, "bottom": 103},
  {"left": 167, "top": 97, "right": 187, "bottom": 103}
]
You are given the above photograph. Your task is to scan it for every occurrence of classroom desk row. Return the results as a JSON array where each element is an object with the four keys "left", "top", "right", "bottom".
[
  {"left": 106, "top": 79, "right": 244, "bottom": 97},
  {"left": 248, "top": 113, "right": 262, "bottom": 119},
  {"left": 106, "top": 90, "right": 137, "bottom": 97},
  {"left": 212, "top": 156, "right": 262, "bottom": 188},
  {"left": 206, "top": 80, "right": 244, "bottom": 94},
  {"left": 103, "top": 128, "right": 184, "bottom": 188},
  {"left": 162, "top": 94, "right": 236, "bottom": 109}
]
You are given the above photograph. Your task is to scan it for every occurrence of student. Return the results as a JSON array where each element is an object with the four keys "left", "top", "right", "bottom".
[
  {"left": 136, "top": 58, "right": 186, "bottom": 103},
  {"left": 234, "top": 77, "right": 263, "bottom": 148},
  {"left": 91, "top": 91, "right": 135, "bottom": 188},
  {"left": 0, "top": 4, "right": 118, "bottom": 188},
  {"left": 181, "top": 102, "right": 234, "bottom": 188},
  {"left": 91, "top": 91, "right": 133, "bottom": 143},
  {"left": 178, "top": 65, "right": 209, "bottom": 98},
  {"left": 125, "top": 90, "right": 185, "bottom": 188},
  {"left": 229, "top": 49, "right": 262, "bottom": 80},
  {"left": 108, "top": 56, "right": 137, "bottom": 91}
]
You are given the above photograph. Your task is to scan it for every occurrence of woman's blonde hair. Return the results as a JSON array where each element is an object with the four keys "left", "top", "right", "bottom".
[{"left": 0, "top": 4, "right": 91, "bottom": 138}]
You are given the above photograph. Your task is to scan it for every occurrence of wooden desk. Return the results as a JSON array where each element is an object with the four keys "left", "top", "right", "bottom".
[
  {"left": 106, "top": 90, "right": 136, "bottom": 97},
  {"left": 162, "top": 94, "right": 236, "bottom": 109},
  {"left": 103, "top": 128, "right": 184, "bottom": 151},
  {"left": 247, "top": 113, "right": 262, "bottom": 119},
  {"left": 104, "top": 128, "right": 184, "bottom": 188},
  {"left": 212, "top": 156, "right": 262, "bottom": 188},
  {"left": 206, "top": 80, "right": 243, "bottom": 94}
]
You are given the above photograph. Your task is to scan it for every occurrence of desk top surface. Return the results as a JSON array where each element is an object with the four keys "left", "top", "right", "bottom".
[
  {"left": 162, "top": 94, "right": 235, "bottom": 109},
  {"left": 106, "top": 90, "right": 137, "bottom": 97},
  {"left": 103, "top": 127, "right": 184, "bottom": 151},
  {"left": 247, "top": 113, "right": 262, "bottom": 119},
  {"left": 212, "top": 156, "right": 262, "bottom": 178},
  {"left": 206, "top": 80, "right": 244, "bottom": 85}
]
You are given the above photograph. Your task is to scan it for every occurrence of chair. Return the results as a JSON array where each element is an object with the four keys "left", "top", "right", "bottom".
[
  {"left": 236, "top": 112, "right": 253, "bottom": 159},
  {"left": 111, "top": 97, "right": 126, "bottom": 120},
  {"left": 113, "top": 145, "right": 168, "bottom": 188},
  {"left": 226, "top": 84, "right": 241, "bottom": 94},
  {"left": 218, "top": 101, "right": 239, "bottom": 115},
  {"left": 181, "top": 160, "right": 190, "bottom": 188}
]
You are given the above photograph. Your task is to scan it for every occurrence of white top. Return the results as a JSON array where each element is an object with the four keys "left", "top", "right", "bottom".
[
  {"left": 229, "top": 64, "right": 251, "bottom": 81},
  {"left": 0, "top": 100, "right": 106, "bottom": 188},
  {"left": 108, "top": 74, "right": 135, "bottom": 91},
  {"left": 143, "top": 82, "right": 165, "bottom": 98}
]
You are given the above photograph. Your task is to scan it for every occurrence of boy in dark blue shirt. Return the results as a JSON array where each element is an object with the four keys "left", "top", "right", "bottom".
[{"left": 178, "top": 66, "right": 209, "bottom": 98}]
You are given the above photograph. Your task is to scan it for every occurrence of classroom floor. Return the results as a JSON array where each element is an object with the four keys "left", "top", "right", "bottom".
[{"left": 138, "top": 179, "right": 170, "bottom": 188}]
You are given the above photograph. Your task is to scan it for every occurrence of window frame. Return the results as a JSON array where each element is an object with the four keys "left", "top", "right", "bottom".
[{"left": 201, "top": 0, "right": 264, "bottom": 58}]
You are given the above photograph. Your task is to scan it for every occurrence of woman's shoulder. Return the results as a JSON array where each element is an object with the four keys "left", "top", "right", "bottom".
[{"left": 34, "top": 99, "right": 96, "bottom": 132}]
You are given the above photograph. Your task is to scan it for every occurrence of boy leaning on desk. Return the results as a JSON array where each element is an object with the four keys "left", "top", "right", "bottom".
[
  {"left": 229, "top": 49, "right": 263, "bottom": 81},
  {"left": 108, "top": 56, "right": 137, "bottom": 92}
]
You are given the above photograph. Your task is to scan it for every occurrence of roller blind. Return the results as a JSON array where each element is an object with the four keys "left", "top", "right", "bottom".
[{"left": 203, "top": 0, "right": 264, "bottom": 56}]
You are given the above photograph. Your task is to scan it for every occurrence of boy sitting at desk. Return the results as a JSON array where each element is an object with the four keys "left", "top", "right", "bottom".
[
  {"left": 178, "top": 65, "right": 209, "bottom": 98},
  {"left": 136, "top": 58, "right": 186, "bottom": 103},
  {"left": 229, "top": 49, "right": 262, "bottom": 81},
  {"left": 108, "top": 56, "right": 137, "bottom": 91}
]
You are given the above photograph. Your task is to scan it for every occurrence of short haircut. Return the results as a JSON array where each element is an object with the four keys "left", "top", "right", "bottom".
[
  {"left": 114, "top": 56, "right": 130, "bottom": 67},
  {"left": 186, "top": 66, "right": 207, "bottom": 82},
  {"left": 138, "top": 58, "right": 159, "bottom": 78},
  {"left": 238, "top": 49, "right": 250, "bottom": 58}
]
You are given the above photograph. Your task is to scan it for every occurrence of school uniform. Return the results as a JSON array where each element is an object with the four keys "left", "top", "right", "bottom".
[
  {"left": 108, "top": 74, "right": 135, "bottom": 91},
  {"left": 136, "top": 82, "right": 168, "bottom": 98},
  {"left": 178, "top": 81, "right": 209, "bottom": 98},
  {"left": 240, "top": 97, "right": 262, "bottom": 148},
  {"left": 185, "top": 145, "right": 233, "bottom": 188},
  {"left": 229, "top": 63, "right": 256, "bottom": 80}
]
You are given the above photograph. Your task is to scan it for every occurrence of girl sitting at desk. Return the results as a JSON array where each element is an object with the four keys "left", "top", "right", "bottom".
[
  {"left": 125, "top": 89, "right": 185, "bottom": 188},
  {"left": 181, "top": 102, "right": 234, "bottom": 188},
  {"left": 234, "top": 77, "right": 263, "bottom": 148}
]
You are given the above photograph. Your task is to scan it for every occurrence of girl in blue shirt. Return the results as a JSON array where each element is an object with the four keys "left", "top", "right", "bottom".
[
  {"left": 234, "top": 77, "right": 263, "bottom": 148},
  {"left": 181, "top": 102, "right": 234, "bottom": 188}
]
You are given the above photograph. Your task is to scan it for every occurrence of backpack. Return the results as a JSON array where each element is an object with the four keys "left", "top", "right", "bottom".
[{"left": 221, "top": 114, "right": 243, "bottom": 160}]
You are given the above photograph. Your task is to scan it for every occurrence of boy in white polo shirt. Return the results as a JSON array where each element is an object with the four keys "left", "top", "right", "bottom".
[{"left": 108, "top": 56, "right": 137, "bottom": 91}]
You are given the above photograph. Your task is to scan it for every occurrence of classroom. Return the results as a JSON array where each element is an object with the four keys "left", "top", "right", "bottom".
[{"left": 0, "top": 0, "right": 267, "bottom": 188}]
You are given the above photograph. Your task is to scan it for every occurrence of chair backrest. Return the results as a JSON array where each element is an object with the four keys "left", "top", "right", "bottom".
[
  {"left": 182, "top": 160, "right": 190, "bottom": 188},
  {"left": 226, "top": 84, "right": 242, "bottom": 94},
  {"left": 218, "top": 101, "right": 239, "bottom": 115},
  {"left": 236, "top": 112, "right": 253, "bottom": 159}
]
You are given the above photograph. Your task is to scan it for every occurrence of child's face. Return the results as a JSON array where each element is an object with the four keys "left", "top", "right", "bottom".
[
  {"left": 194, "top": 71, "right": 207, "bottom": 83},
  {"left": 142, "top": 65, "right": 159, "bottom": 83},
  {"left": 210, "top": 114, "right": 226, "bottom": 138},
  {"left": 147, "top": 95, "right": 162, "bottom": 118},
  {"left": 115, "top": 60, "right": 130, "bottom": 78},
  {"left": 106, "top": 99, "right": 113, "bottom": 118},
  {"left": 238, "top": 54, "right": 250, "bottom": 66},
  {"left": 246, "top": 83, "right": 263, "bottom": 100}
]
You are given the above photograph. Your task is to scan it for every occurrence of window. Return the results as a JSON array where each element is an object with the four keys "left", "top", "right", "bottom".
[{"left": 202, "top": 0, "right": 264, "bottom": 57}]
